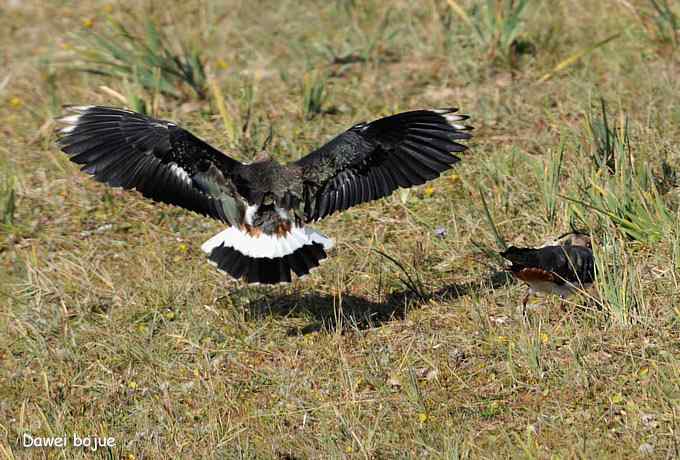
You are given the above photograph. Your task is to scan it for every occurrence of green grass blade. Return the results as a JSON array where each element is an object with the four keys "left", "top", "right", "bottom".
[{"left": 479, "top": 185, "right": 508, "bottom": 251}]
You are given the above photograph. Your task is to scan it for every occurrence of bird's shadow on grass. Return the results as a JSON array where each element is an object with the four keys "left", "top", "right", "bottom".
[{"left": 246, "top": 270, "right": 515, "bottom": 335}]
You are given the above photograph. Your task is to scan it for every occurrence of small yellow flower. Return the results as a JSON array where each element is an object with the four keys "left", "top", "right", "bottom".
[
  {"left": 424, "top": 185, "right": 435, "bottom": 197},
  {"left": 82, "top": 18, "right": 94, "bottom": 29},
  {"left": 127, "top": 380, "right": 138, "bottom": 389},
  {"left": 9, "top": 97, "right": 23, "bottom": 109},
  {"left": 216, "top": 58, "right": 229, "bottom": 70},
  {"left": 611, "top": 393, "right": 624, "bottom": 404},
  {"left": 178, "top": 243, "right": 188, "bottom": 253},
  {"left": 418, "top": 412, "right": 428, "bottom": 423},
  {"left": 540, "top": 332, "right": 549, "bottom": 345}
]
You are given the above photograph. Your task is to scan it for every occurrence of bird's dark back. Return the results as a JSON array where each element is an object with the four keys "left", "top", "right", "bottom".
[
  {"left": 501, "top": 245, "right": 595, "bottom": 285},
  {"left": 233, "top": 159, "right": 301, "bottom": 205}
]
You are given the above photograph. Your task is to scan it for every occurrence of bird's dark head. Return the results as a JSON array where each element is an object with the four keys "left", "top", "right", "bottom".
[{"left": 500, "top": 246, "right": 535, "bottom": 270}]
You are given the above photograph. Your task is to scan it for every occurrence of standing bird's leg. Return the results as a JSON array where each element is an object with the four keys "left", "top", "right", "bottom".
[
  {"left": 559, "top": 294, "right": 568, "bottom": 312},
  {"left": 522, "top": 289, "right": 532, "bottom": 319}
]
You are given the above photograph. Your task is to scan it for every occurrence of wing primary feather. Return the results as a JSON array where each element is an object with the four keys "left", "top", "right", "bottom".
[
  {"left": 379, "top": 165, "right": 397, "bottom": 192},
  {"left": 92, "top": 150, "right": 138, "bottom": 182},
  {"left": 406, "top": 133, "right": 460, "bottom": 152},
  {"left": 61, "top": 133, "right": 122, "bottom": 156},
  {"left": 318, "top": 192, "right": 331, "bottom": 219},
  {"left": 340, "top": 181, "right": 351, "bottom": 211},
  {"left": 397, "top": 146, "right": 442, "bottom": 179},
  {"left": 401, "top": 140, "right": 460, "bottom": 165},
  {"left": 350, "top": 177, "right": 362, "bottom": 205},
  {"left": 107, "top": 154, "right": 145, "bottom": 188},
  {"left": 408, "top": 127, "right": 471, "bottom": 142},
  {"left": 355, "top": 176, "right": 366, "bottom": 203},
  {"left": 68, "top": 138, "right": 130, "bottom": 164},
  {"left": 371, "top": 169, "right": 388, "bottom": 197},
  {"left": 386, "top": 155, "right": 416, "bottom": 187}
]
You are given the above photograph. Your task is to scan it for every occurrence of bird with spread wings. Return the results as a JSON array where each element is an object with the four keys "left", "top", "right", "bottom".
[{"left": 56, "top": 106, "right": 472, "bottom": 284}]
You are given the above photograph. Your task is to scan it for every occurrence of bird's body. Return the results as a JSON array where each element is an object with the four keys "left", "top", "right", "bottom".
[
  {"left": 56, "top": 105, "right": 472, "bottom": 284},
  {"left": 501, "top": 243, "right": 595, "bottom": 308}
]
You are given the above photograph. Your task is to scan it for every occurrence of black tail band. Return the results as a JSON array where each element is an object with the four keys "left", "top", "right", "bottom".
[{"left": 207, "top": 242, "right": 328, "bottom": 284}]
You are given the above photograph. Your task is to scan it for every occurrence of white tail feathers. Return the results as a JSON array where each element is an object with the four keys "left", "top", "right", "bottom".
[{"left": 201, "top": 225, "right": 334, "bottom": 259}]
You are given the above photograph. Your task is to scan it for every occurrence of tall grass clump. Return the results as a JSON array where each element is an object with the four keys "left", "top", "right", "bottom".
[
  {"left": 624, "top": 0, "right": 679, "bottom": 52},
  {"left": 312, "top": 6, "right": 399, "bottom": 67},
  {"left": 446, "top": 0, "right": 532, "bottom": 66},
  {"left": 671, "top": 219, "right": 680, "bottom": 289},
  {"left": 470, "top": 185, "right": 508, "bottom": 265},
  {"left": 302, "top": 71, "right": 329, "bottom": 119},
  {"left": 374, "top": 248, "right": 429, "bottom": 302},
  {"left": 568, "top": 104, "right": 674, "bottom": 244},
  {"left": 530, "top": 145, "right": 565, "bottom": 225},
  {"left": 39, "top": 57, "right": 60, "bottom": 117},
  {"left": 0, "top": 166, "right": 16, "bottom": 229},
  {"left": 592, "top": 234, "right": 647, "bottom": 326},
  {"left": 208, "top": 76, "right": 239, "bottom": 148},
  {"left": 647, "top": 0, "right": 679, "bottom": 47},
  {"left": 586, "top": 99, "right": 619, "bottom": 174},
  {"left": 70, "top": 17, "right": 207, "bottom": 101}
]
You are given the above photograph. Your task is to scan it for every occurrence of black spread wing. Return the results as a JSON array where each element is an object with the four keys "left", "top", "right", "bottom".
[
  {"left": 56, "top": 105, "right": 244, "bottom": 225},
  {"left": 294, "top": 108, "right": 472, "bottom": 222},
  {"left": 501, "top": 246, "right": 595, "bottom": 285}
]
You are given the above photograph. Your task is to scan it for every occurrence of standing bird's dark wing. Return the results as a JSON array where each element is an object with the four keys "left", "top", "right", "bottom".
[
  {"left": 293, "top": 108, "right": 472, "bottom": 222},
  {"left": 56, "top": 106, "right": 244, "bottom": 225}
]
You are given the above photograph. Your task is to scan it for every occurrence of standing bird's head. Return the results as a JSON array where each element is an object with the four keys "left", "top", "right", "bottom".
[
  {"left": 253, "top": 150, "right": 273, "bottom": 163},
  {"left": 556, "top": 231, "right": 591, "bottom": 249}
]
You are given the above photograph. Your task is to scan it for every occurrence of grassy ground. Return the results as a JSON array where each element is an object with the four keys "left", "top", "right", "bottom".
[{"left": 1, "top": 0, "right": 680, "bottom": 458}]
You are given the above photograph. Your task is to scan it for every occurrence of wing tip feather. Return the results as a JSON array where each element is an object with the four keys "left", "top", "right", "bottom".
[{"left": 430, "top": 107, "right": 474, "bottom": 131}]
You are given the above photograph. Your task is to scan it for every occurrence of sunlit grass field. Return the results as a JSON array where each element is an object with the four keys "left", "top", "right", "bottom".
[{"left": 2, "top": 0, "right": 680, "bottom": 458}]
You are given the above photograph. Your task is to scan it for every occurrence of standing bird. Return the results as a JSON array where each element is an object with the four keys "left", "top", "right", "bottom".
[
  {"left": 56, "top": 106, "right": 472, "bottom": 285},
  {"left": 500, "top": 235, "right": 594, "bottom": 310}
]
